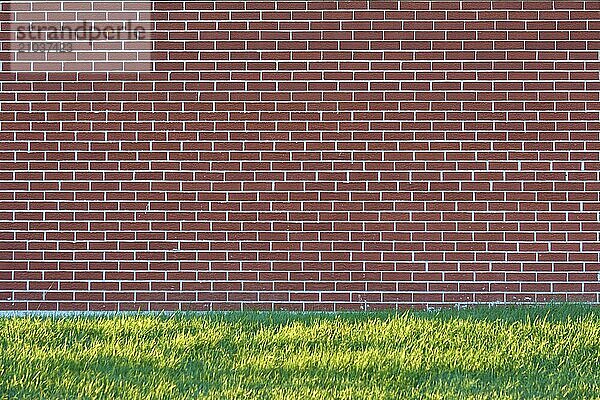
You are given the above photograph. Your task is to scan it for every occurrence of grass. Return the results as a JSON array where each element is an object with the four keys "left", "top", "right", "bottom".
[{"left": 1, "top": 305, "right": 600, "bottom": 399}]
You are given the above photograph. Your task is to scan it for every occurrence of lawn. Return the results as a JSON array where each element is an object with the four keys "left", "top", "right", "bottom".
[{"left": 1, "top": 305, "right": 600, "bottom": 399}]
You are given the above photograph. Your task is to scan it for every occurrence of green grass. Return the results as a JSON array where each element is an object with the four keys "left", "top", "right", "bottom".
[{"left": 1, "top": 305, "right": 600, "bottom": 399}]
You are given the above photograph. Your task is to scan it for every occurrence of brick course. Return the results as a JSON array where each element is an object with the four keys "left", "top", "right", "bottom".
[{"left": 2, "top": 0, "right": 600, "bottom": 311}]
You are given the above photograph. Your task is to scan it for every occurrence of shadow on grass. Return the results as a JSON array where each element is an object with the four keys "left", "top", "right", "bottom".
[
  {"left": 7, "top": 345, "right": 596, "bottom": 399},
  {"left": 164, "top": 302, "right": 600, "bottom": 326}
]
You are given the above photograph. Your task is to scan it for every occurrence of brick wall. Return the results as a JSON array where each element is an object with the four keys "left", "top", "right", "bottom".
[{"left": 2, "top": 0, "right": 600, "bottom": 311}]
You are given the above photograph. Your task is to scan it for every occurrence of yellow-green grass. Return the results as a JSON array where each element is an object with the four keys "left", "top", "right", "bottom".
[{"left": 1, "top": 304, "right": 600, "bottom": 399}]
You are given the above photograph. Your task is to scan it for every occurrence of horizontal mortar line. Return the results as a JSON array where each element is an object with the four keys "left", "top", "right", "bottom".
[
  {"left": 3, "top": 87, "right": 596, "bottom": 90},
  {"left": 89, "top": 119, "right": 600, "bottom": 122},
  {"left": 12, "top": 231, "right": 578, "bottom": 233},
  {"left": 7, "top": 83, "right": 596, "bottom": 85}
]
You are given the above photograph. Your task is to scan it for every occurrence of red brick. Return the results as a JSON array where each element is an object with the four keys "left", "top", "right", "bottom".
[{"left": 0, "top": 0, "right": 598, "bottom": 311}]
